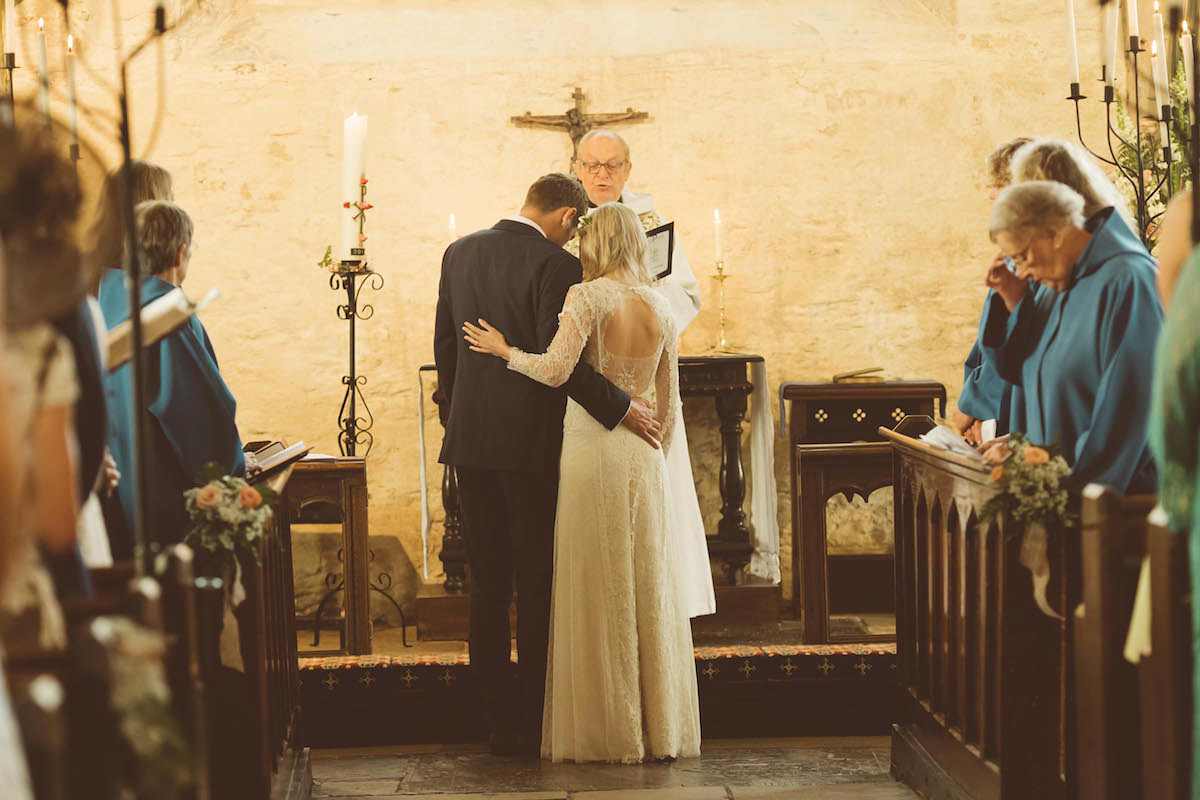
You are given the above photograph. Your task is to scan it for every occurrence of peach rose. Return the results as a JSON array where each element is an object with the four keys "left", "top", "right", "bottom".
[
  {"left": 239, "top": 486, "right": 263, "bottom": 510},
  {"left": 1023, "top": 446, "right": 1050, "bottom": 465},
  {"left": 990, "top": 466, "right": 1007, "bottom": 484},
  {"left": 195, "top": 483, "right": 221, "bottom": 510}
]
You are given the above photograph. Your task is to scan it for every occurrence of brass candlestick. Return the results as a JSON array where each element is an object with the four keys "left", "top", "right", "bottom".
[{"left": 713, "top": 259, "right": 729, "bottom": 351}]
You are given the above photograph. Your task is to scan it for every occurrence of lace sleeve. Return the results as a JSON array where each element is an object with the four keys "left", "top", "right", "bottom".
[
  {"left": 655, "top": 319, "right": 680, "bottom": 455},
  {"left": 509, "top": 284, "right": 593, "bottom": 388}
]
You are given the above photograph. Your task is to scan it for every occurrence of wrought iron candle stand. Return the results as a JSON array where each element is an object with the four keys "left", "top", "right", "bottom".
[
  {"left": 331, "top": 265, "right": 383, "bottom": 456},
  {"left": 1071, "top": 36, "right": 1176, "bottom": 246},
  {"left": 2, "top": 53, "right": 14, "bottom": 109}
]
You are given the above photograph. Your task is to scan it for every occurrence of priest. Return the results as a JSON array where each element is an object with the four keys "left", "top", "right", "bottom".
[
  {"left": 99, "top": 201, "right": 245, "bottom": 558},
  {"left": 571, "top": 129, "right": 714, "bottom": 617}
]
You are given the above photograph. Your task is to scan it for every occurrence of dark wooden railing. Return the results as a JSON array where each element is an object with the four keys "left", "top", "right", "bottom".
[
  {"left": 1074, "top": 487, "right": 1193, "bottom": 800},
  {"left": 1140, "top": 506, "right": 1193, "bottom": 800},
  {"left": 204, "top": 465, "right": 309, "bottom": 800},
  {"left": 1073, "top": 486, "right": 1156, "bottom": 800},
  {"left": 883, "top": 421, "right": 1075, "bottom": 800},
  {"left": 5, "top": 466, "right": 309, "bottom": 799}
]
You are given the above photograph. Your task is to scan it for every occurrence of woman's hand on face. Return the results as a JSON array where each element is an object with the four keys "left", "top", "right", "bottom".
[
  {"left": 463, "top": 319, "right": 513, "bottom": 360},
  {"left": 986, "top": 254, "right": 1027, "bottom": 311}
]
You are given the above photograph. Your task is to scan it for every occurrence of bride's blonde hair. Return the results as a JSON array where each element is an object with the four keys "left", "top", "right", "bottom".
[{"left": 579, "top": 202, "right": 653, "bottom": 284}]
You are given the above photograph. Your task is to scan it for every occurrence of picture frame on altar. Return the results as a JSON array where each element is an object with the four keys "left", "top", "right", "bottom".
[{"left": 646, "top": 221, "right": 674, "bottom": 281}]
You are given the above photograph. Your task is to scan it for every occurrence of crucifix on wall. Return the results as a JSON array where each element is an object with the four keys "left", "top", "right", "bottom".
[{"left": 510, "top": 87, "right": 649, "bottom": 162}]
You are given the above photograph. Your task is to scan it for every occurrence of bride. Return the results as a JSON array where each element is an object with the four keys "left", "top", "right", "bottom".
[{"left": 462, "top": 202, "right": 701, "bottom": 763}]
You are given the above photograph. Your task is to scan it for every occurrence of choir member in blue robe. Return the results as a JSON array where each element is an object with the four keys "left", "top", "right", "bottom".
[
  {"left": 981, "top": 181, "right": 1160, "bottom": 494},
  {"left": 952, "top": 138, "right": 1030, "bottom": 444},
  {"left": 98, "top": 201, "right": 244, "bottom": 558}
]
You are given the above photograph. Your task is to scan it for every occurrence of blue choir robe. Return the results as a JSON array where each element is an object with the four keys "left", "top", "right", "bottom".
[
  {"left": 958, "top": 289, "right": 1012, "bottom": 435},
  {"left": 98, "top": 269, "right": 245, "bottom": 558},
  {"left": 981, "top": 208, "right": 1161, "bottom": 494}
]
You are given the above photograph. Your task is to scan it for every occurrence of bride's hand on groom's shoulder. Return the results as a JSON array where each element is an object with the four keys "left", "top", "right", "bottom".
[{"left": 463, "top": 319, "right": 513, "bottom": 360}]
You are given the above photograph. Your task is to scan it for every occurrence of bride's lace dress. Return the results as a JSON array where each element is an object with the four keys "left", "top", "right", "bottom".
[{"left": 508, "top": 277, "right": 701, "bottom": 763}]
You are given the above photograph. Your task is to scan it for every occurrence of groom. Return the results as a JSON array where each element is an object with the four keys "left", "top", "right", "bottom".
[{"left": 434, "top": 173, "right": 662, "bottom": 756}]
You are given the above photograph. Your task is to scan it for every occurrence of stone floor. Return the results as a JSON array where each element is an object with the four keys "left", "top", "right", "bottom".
[{"left": 311, "top": 737, "right": 918, "bottom": 799}]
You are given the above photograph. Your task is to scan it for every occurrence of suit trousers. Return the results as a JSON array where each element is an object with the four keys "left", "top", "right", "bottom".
[{"left": 455, "top": 465, "right": 558, "bottom": 742}]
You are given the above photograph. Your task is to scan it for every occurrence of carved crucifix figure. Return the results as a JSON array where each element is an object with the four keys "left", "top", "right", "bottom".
[{"left": 510, "top": 87, "right": 649, "bottom": 161}]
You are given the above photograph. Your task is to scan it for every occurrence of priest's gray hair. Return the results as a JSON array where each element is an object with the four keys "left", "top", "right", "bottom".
[
  {"left": 579, "top": 202, "right": 652, "bottom": 284},
  {"left": 130, "top": 200, "right": 194, "bottom": 276},
  {"left": 989, "top": 181, "right": 1086, "bottom": 243},
  {"left": 1009, "top": 137, "right": 1133, "bottom": 225},
  {"left": 578, "top": 129, "right": 630, "bottom": 160}
]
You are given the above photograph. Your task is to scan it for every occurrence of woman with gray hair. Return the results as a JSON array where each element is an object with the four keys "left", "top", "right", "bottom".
[
  {"left": 981, "top": 181, "right": 1161, "bottom": 493},
  {"left": 97, "top": 200, "right": 246, "bottom": 558}
]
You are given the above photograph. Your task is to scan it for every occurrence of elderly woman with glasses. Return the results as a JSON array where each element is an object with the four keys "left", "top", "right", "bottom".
[
  {"left": 98, "top": 200, "right": 245, "bottom": 557},
  {"left": 980, "top": 180, "right": 1161, "bottom": 494}
]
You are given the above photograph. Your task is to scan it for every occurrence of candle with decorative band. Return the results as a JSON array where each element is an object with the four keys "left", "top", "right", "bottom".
[{"left": 341, "top": 113, "right": 368, "bottom": 264}]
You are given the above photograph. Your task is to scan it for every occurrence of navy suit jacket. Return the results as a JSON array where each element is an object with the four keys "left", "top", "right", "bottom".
[{"left": 434, "top": 219, "right": 630, "bottom": 472}]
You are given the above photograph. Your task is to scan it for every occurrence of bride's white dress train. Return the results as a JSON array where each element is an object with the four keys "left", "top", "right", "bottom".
[{"left": 508, "top": 277, "right": 701, "bottom": 763}]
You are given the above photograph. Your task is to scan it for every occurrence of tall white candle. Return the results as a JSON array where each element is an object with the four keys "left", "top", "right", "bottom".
[
  {"left": 1128, "top": 0, "right": 1140, "bottom": 40},
  {"left": 1183, "top": 22, "right": 1195, "bottom": 106},
  {"left": 1152, "top": 39, "right": 1167, "bottom": 114},
  {"left": 1066, "top": 0, "right": 1081, "bottom": 85},
  {"left": 1151, "top": 39, "right": 1170, "bottom": 153},
  {"left": 713, "top": 208, "right": 724, "bottom": 264},
  {"left": 1105, "top": 0, "right": 1119, "bottom": 86},
  {"left": 36, "top": 18, "right": 48, "bottom": 117},
  {"left": 2, "top": 0, "right": 14, "bottom": 57},
  {"left": 1153, "top": 1, "right": 1167, "bottom": 74},
  {"left": 449, "top": 213, "right": 457, "bottom": 241},
  {"left": 66, "top": 35, "right": 77, "bottom": 144},
  {"left": 341, "top": 112, "right": 368, "bottom": 263}
]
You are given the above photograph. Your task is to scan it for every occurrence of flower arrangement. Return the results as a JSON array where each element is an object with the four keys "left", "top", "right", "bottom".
[
  {"left": 100, "top": 616, "right": 193, "bottom": 798},
  {"left": 183, "top": 463, "right": 278, "bottom": 569},
  {"left": 981, "top": 432, "right": 1076, "bottom": 528}
]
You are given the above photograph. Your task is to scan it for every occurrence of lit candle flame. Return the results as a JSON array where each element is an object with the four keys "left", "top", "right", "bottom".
[
  {"left": 1153, "top": 39, "right": 1159, "bottom": 56},
  {"left": 67, "top": 34, "right": 73, "bottom": 53},
  {"left": 1154, "top": 0, "right": 1159, "bottom": 12},
  {"left": 37, "top": 17, "right": 44, "bottom": 31}
]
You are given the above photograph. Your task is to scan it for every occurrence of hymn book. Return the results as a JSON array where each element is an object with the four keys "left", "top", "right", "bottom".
[
  {"left": 645, "top": 222, "right": 674, "bottom": 281},
  {"left": 106, "top": 286, "right": 219, "bottom": 371},
  {"left": 248, "top": 441, "right": 313, "bottom": 479}
]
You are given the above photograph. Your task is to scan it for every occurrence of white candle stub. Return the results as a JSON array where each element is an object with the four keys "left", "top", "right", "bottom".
[{"left": 713, "top": 208, "right": 724, "bottom": 265}]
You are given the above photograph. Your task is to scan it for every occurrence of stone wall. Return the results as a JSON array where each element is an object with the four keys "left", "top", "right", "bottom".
[{"left": 9, "top": 0, "right": 1113, "bottom": 609}]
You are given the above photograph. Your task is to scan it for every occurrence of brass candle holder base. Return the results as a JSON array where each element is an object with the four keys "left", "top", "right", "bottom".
[{"left": 710, "top": 260, "right": 733, "bottom": 353}]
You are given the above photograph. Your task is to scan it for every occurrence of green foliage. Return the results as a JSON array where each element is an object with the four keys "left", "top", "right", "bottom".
[
  {"left": 981, "top": 433, "right": 1076, "bottom": 528},
  {"left": 1111, "top": 60, "right": 1194, "bottom": 251}
]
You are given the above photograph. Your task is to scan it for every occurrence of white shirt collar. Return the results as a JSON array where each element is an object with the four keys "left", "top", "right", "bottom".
[{"left": 505, "top": 214, "right": 546, "bottom": 238}]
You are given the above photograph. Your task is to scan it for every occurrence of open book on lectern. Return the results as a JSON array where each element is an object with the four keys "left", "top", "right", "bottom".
[
  {"left": 645, "top": 221, "right": 674, "bottom": 281},
  {"left": 106, "top": 286, "right": 219, "bottom": 371}
]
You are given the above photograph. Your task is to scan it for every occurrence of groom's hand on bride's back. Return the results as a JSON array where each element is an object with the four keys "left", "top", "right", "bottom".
[{"left": 621, "top": 397, "right": 662, "bottom": 449}]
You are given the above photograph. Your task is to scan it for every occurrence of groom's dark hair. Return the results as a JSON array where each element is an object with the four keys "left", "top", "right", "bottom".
[{"left": 524, "top": 173, "right": 588, "bottom": 219}]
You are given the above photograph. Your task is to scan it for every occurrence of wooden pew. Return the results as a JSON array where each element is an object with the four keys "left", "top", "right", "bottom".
[
  {"left": 1073, "top": 486, "right": 1156, "bottom": 800},
  {"left": 882, "top": 421, "right": 1076, "bottom": 800},
  {"left": 202, "top": 465, "right": 310, "bottom": 800},
  {"left": 1140, "top": 507, "right": 1192, "bottom": 800}
]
